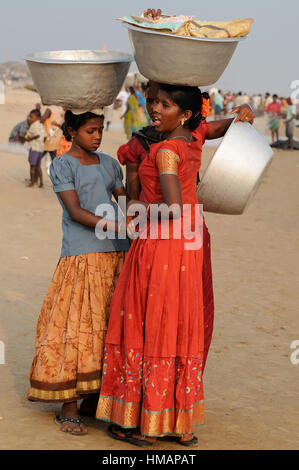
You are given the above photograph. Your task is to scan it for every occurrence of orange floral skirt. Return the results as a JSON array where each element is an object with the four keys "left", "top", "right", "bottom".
[{"left": 27, "top": 251, "right": 125, "bottom": 403}]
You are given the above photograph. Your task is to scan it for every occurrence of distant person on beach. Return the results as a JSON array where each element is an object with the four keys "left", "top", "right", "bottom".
[
  {"left": 40, "top": 105, "right": 63, "bottom": 158},
  {"left": 122, "top": 86, "right": 142, "bottom": 139},
  {"left": 285, "top": 97, "right": 297, "bottom": 150},
  {"left": 0, "top": 80, "right": 5, "bottom": 105},
  {"left": 263, "top": 92, "right": 272, "bottom": 111},
  {"left": 242, "top": 92, "right": 250, "bottom": 105},
  {"left": 9, "top": 118, "right": 29, "bottom": 143},
  {"left": 234, "top": 92, "right": 244, "bottom": 108},
  {"left": 226, "top": 96, "right": 234, "bottom": 115},
  {"left": 104, "top": 103, "right": 114, "bottom": 131},
  {"left": 252, "top": 94, "right": 263, "bottom": 116},
  {"left": 24, "top": 109, "right": 45, "bottom": 188},
  {"left": 115, "top": 86, "right": 130, "bottom": 116},
  {"left": 266, "top": 94, "right": 281, "bottom": 143},
  {"left": 27, "top": 110, "right": 129, "bottom": 436},
  {"left": 135, "top": 83, "right": 150, "bottom": 126},
  {"left": 141, "top": 83, "right": 151, "bottom": 124},
  {"left": 214, "top": 89, "right": 223, "bottom": 119}
]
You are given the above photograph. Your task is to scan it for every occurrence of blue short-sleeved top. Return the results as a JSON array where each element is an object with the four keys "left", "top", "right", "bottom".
[{"left": 50, "top": 153, "right": 129, "bottom": 257}]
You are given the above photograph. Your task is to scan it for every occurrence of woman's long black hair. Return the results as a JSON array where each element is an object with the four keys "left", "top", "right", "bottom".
[{"left": 158, "top": 84, "right": 203, "bottom": 131}]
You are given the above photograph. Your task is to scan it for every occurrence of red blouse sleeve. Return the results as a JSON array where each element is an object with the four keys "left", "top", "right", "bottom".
[
  {"left": 191, "top": 120, "right": 210, "bottom": 145},
  {"left": 117, "top": 136, "right": 147, "bottom": 166}
]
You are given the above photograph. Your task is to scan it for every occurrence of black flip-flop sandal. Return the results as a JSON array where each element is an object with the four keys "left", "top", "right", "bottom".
[
  {"left": 176, "top": 436, "right": 198, "bottom": 446},
  {"left": 108, "top": 424, "right": 152, "bottom": 447}
]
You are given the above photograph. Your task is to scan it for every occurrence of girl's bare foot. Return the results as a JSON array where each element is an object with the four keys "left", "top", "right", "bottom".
[{"left": 58, "top": 401, "right": 88, "bottom": 435}]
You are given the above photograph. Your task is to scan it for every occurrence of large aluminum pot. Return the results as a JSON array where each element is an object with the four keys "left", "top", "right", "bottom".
[
  {"left": 25, "top": 50, "right": 133, "bottom": 109},
  {"left": 197, "top": 121, "right": 274, "bottom": 215},
  {"left": 125, "top": 24, "right": 244, "bottom": 86}
]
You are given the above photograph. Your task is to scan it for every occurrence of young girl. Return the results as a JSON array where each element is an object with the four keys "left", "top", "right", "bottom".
[{"left": 27, "top": 111, "right": 129, "bottom": 435}]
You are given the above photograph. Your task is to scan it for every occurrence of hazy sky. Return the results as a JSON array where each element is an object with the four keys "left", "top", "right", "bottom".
[{"left": 1, "top": 0, "right": 298, "bottom": 96}]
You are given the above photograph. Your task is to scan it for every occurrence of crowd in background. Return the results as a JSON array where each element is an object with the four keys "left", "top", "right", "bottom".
[
  {"left": 8, "top": 83, "right": 299, "bottom": 184},
  {"left": 113, "top": 82, "right": 299, "bottom": 150},
  {"left": 208, "top": 89, "right": 298, "bottom": 120},
  {"left": 208, "top": 89, "right": 298, "bottom": 149}
]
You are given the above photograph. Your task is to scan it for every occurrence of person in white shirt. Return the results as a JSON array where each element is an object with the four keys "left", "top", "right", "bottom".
[
  {"left": 242, "top": 93, "right": 250, "bottom": 105},
  {"left": 234, "top": 92, "right": 244, "bottom": 108},
  {"left": 0, "top": 79, "right": 5, "bottom": 104},
  {"left": 24, "top": 109, "right": 45, "bottom": 188},
  {"left": 285, "top": 97, "right": 297, "bottom": 150},
  {"left": 116, "top": 86, "right": 130, "bottom": 117},
  {"left": 252, "top": 94, "right": 262, "bottom": 116},
  {"left": 104, "top": 103, "right": 114, "bottom": 131},
  {"left": 263, "top": 93, "right": 272, "bottom": 111}
]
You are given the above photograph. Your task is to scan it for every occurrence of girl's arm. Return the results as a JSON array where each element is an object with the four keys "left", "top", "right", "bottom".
[
  {"left": 159, "top": 173, "right": 182, "bottom": 219},
  {"left": 126, "top": 163, "right": 141, "bottom": 200},
  {"left": 112, "top": 186, "right": 130, "bottom": 203},
  {"left": 40, "top": 108, "right": 51, "bottom": 124},
  {"left": 207, "top": 104, "right": 254, "bottom": 139},
  {"left": 58, "top": 189, "right": 120, "bottom": 232}
]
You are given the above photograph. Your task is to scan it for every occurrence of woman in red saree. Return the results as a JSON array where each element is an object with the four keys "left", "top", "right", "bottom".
[
  {"left": 96, "top": 84, "right": 255, "bottom": 446},
  {"left": 96, "top": 85, "right": 207, "bottom": 446},
  {"left": 117, "top": 82, "right": 253, "bottom": 374}
]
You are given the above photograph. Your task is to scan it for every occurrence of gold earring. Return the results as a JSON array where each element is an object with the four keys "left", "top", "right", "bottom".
[{"left": 181, "top": 118, "right": 186, "bottom": 126}]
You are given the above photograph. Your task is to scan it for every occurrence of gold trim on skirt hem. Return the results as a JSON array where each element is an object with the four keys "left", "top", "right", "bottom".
[
  {"left": 27, "top": 378, "right": 101, "bottom": 403},
  {"left": 97, "top": 396, "right": 204, "bottom": 436}
]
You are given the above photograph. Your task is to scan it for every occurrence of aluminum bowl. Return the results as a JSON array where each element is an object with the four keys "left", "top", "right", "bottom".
[
  {"left": 197, "top": 121, "right": 274, "bottom": 215},
  {"left": 125, "top": 24, "right": 244, "bottom": 86},
  {"left": 25, "top": 50, "right": 133, "bottom": 109}
]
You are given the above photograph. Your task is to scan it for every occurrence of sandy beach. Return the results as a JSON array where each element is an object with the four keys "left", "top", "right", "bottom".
[{"left": 0, "top": 87, "right": 298, "bottom": 450}]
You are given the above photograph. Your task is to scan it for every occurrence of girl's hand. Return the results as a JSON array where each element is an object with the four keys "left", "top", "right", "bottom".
[
  {"left": 127, "top": 200, "right": 147, "bottom": 225},
  {"left": 126, "top": 218, "right": 139, "bottom": 239},
  {"left": 231, "top": 104, "right": 254, "bottom": 124}
]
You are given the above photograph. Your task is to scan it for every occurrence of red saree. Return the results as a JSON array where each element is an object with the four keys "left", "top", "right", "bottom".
[
  {"left": 117, "top": 122, "right": 214, "bottom": 372},
  {"left": 96, "top": 137, "right": 207, "bottom": 436}
]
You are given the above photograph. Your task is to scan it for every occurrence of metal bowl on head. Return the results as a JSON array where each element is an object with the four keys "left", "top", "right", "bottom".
[
  {"left": 197, "top": 121, "right": 274, "bottom": 215},
  {"left": 25, "top": 50, "right": 133, "bottom": 110},
  {"left": 125, "top": 24, "right": 245, "bottom": 86}
]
